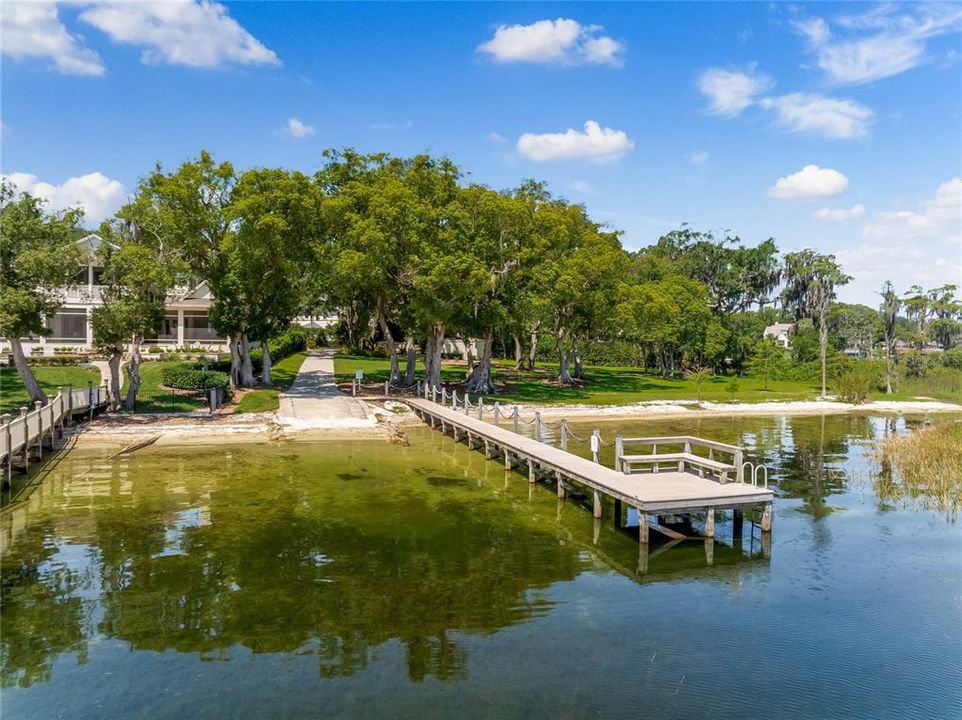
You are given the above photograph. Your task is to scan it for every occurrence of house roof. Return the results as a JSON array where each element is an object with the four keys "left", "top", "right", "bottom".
[
  {"left": 167, "top": 281, "right": 214, "bottom": 308},
  {"left": 763, "top": 323, "right": 795, "bottom": 335},
  {"left": 76, "top": 233, "right": 119, "bottom": 255}
]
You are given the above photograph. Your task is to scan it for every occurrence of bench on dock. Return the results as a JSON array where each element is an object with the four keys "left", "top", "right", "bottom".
[{"left": 618, "top": 436, "right": 743, "bottom": 484}]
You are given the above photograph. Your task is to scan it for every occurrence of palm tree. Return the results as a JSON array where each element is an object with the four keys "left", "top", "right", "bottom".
[
  {"left": 879, "top": 281, "right": 899, "bottom": 394},
  {"left": 781, "top": 250, "right": 852, "bottom": 397}
]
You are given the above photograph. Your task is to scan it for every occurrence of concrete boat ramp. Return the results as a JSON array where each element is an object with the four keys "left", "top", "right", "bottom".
[{"left": 276, "top": 352, "right": 376, "bottom": 430}]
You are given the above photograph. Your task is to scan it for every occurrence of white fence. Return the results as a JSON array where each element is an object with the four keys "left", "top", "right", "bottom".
[{"left": 1, "top": 383, "right": 108, "bottom": 473}]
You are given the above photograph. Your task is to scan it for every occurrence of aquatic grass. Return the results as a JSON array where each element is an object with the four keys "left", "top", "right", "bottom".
[{"left": 875, "top": 422, "right": 962, "bottom": 519}]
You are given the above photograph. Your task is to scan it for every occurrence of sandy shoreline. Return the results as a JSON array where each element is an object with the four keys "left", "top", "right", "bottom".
[{"left": 63, "top": 397, "right": 962, "bottom": 448}]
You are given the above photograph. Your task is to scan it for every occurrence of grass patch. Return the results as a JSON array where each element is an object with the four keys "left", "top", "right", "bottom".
[
  {"left": 333, "top": 353, "right": 820, "bottom": 405},
  {"left": 233, "top": 352, "right": 307, "bottom": 414},
  {"left": 0, "top": 365, "right": 102, "bottom": 415},
  {"left": 875, "top": 422, "right": 962, "bottom": 518},
  {"left": 134, "top": 361, "right": 209, "bottom": 413}
]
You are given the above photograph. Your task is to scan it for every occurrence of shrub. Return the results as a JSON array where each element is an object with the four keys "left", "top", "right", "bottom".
[
  {"left": 27, "top": 355, "right": 89, "bottom": 366},
  {"left": 941, "top": 348, "right": 962, "bottom": 370},
  {"left": 161, "top": 363, "right": 230, "bottom": 392},
  {"left": 904, "top": 351, "right": 927, "bottom": 379},
  {"left": 832, "top": 365, "right": 879, "bottom": 404}
]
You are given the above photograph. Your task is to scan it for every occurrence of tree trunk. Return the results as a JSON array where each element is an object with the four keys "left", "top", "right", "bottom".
[
  {"left": 884, "top": 341, "right": 893, "bottom": 394},
  {"left": 423, "top": 321, "right": 445, "bottom": 388},
  {"left": 819, "top": 310, "right": 828, "bottom": 397},
  {"left": 9, "top": 337, "right": 46, "bottom": 405},
  {"left": 527, "top": 321, "right": 540, "bottom": 371},
  {"left": 228, "top": 332, "right": 242, "bottom": 388},
  {"left": 376, "top": 300, "right": 401, "bottom": 384},
  {"left": 403, "top": 335, "right": 417, "bottom": 386},
  {"left": 464, "top": 338, "right": 475, "bottom": 375},
  {"left": 465, "top": 329, "right": 496, "bottom": 394},
  {"left": 572, "top": 345, "right": 584, "bottom": 380},
  {"left": 261, "top": 342, "right": 272, "bottom": 386},
  {"left": 123, "top": 333, "right": 143, "bottom": 411},
  {"left": 513, "top": 334, "right": 524, "bottom": 370},
  {"left": 108, "top": 342, "right": 124, "bottom": 410},
  {"left": 238, "top": 332, "right": 255, "bottom": 387},
  {"left": 556, "top": 329, "right": 573, "bottom": 385}
]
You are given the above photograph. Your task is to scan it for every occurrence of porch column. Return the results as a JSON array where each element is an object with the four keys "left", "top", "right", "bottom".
[
  {"left": 85, "top": 308, "right": 93, "bottom": 346},
  {"left": 176, "top": 309, "right": 185, "bottom": 346}
]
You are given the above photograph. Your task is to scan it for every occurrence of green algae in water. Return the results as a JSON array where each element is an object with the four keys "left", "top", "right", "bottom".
[{"left": 2, "top": 417, "right": 961, "bottom": 719}]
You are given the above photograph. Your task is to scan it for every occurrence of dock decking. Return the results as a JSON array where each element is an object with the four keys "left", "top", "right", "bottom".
[{"left": 405, "top": 397, "right": 774, "bottom": 542}]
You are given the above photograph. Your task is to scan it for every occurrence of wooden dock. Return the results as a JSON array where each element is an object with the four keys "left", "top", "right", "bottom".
[
  {"left": 1, "top": 382, "right": 109, "bottom": 488},
  {"left": 405, "top": 397, "right": 774, "bottom": 544}
]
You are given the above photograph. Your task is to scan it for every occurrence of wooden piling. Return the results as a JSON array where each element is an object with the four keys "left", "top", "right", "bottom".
[
  {"left": 704, "top": 508, "right": 715, "bottom": 539},
  {"left": 527, "top": 458, "right": 535, "bottom": 483},
  {"left": 556, "top": 471, "right": 565, "bottom": 498},
  {"left": 638, "top": 511, "right": 649, "bottom": 544},
  {"left": 761, "top": 502, "right": 773, "bottom": 533},
  {"left": 593, "top": 489, "right": 602, "bottom": 519}
]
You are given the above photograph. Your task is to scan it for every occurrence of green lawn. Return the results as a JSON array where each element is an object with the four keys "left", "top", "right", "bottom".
[
  {"left": 234, "top": 352, "right": 308, "bottom": 413},
  {"left": 134, "top": 361, "right": 209, "bottom": 413},
  {"left": 334, "top": 353, "right": 930, "bottom": 406},
  {"left": 0, "top": 365, "right": 102, "bottom": 415}
]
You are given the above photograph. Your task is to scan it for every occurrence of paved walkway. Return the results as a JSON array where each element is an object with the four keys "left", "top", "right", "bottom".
[{"left": 276, "top": 351, "right": 376, "bottom": 429}]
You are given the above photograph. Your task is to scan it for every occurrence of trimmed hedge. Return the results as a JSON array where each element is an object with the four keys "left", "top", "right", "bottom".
[
  {"left": 161, "top": 363, "right": 230, "bottom": 392},
  {"left": 26, "top": 355, "right": 90, "bottom": 366}
]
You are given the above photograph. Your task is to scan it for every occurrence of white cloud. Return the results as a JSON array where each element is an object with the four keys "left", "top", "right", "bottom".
[
  {"left": 686, "top": 150, "right": 710, "bottom": 166},
  {"left": 285, "top": 117, "right": 314, "bottom": 138},
  {"left": 517, "top": 120, "right": 634, "bottom": 162},
  {"left": 814, "top": 204, "right": 866, "bottom": 221},
  {"left": 0, "top": 2, "right": 105, "bottom": 76},
  {"left": 0, "top": 1, "right": 279, "bottom": 73},
  {"left": 486, "top": 132, "right": 507, "bottom": 143},
  {"left": 697, "top": 66, "right": 772, "bottom": 117},
  {"left": 478, "top": 18, "right": 624, "bottom": 66},
  {"left": 570, "top": 180, "right": 594, "bottom": 195},
  {"left": 795, "top": 5, "right": 962, "bottom": 85},
  {"left": 836, "top": 180, "right": 962, "bottom": 300},
  {"left": 757, "top": 93, "right": 872, "bottom": 139},
  {"left": 3, "top": 171, "right": 127, "bottom": 223},
  {"left": 864, "top": 178, "right": 961, "bottom": 245},
  {"left": 768, "top": 165, "right": 849, "bottom": 200}
]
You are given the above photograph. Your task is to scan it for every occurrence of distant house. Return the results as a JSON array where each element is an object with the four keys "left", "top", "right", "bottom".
[
  {"left": 763, "top": 322, "right": 795, "bottom": 349},
  {"left": 0, "top": 233, "right": 226, "bottom": 355}
]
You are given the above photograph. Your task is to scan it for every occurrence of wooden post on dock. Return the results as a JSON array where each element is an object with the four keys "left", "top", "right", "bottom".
[
  {"left": 735, "top": 449, "right": 745, "bottom": 483},
  {"left": 19, "top": 407, "right": 29, "bottom": 471},
  {"left": 527, "top": 458, "right": 535, "bottom": 483},
  {"left": 484, "top": 439, "right": 491, "bottom": 459},
  {"left": 478, "top": 399, "right": 484, "bottom": 420},
  {"left": 65, "top": 384, "right": 73, "bottom": 425},
  {"left": 504, "top": 449, "right": 512, "bottom": 470},
  {"left": 591, "top": 429, "right": 600, "bottom": 464},
  {"left": 556, "top": 471, "right": 565, "bottom": 498},
  {"left": 2, "top": 415, "right": 11, "bottom": 488},
  {"left": 493, "top": 403, "right": 500, "bottom": 424},
  {"left": 732, "top": 508, "right": 744, "bottom": 539},
  {"left": 705, "top": 537, "right": 714, "bottom": 566},
  {"left": 87, "top": 381, "right": 94, "bottom": 420},
  {"left": 560, "top": 419, "right": 568, "bottom": 452},
  {"left": 761, "top": 502, "right": 773, "bottom": 533},
  {"left": 614, "top": 433, "right": 624, "bottom": 473},
  {"left": 638, "top": 510, "right": 649, "bottom": 544},
  {"left": 704, "top": 508, "right": 715, "bottom": 538},
  {"left": 513, "top": 406, "right": 519, "bottom": 434},
  {"left": 534, "top": 412, "right": 542, "bottom": 441},
  {"left": 613, "top": 498, "right": 622, "bottom": 528},
  {"left": 593, "top": 489, "right": 602, "bottom": 519}
]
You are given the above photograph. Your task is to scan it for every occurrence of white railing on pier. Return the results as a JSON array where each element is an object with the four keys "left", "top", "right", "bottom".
[{"left": 1, "top": 381, "right": 108, "bottom": 470}]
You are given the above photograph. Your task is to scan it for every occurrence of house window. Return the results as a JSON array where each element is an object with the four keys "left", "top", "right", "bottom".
[
  {"left": 183, "top": 311, "right": 219, "bottom": 341},
  {"left": 48, "top": 310, "right": 87, "bottom": 341},
  {"left": 147, "top": 314, "right": 179, "bottom": 342}
]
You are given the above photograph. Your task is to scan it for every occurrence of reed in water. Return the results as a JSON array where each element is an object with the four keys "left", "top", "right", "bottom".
[{"left": 875, "top": 422, "right": 962, "bottom": 519}]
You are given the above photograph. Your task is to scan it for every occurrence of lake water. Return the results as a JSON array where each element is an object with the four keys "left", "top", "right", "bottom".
[{"left": 2, "top": 414, "right": 960, "bottom": 719}]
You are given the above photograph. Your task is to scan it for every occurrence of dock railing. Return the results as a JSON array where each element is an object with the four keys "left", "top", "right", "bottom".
[
  {"left": 1, "top": 381, "right": 109, "bottom": 482},
  {"left": 617, "top": 435, "right": 745, "bottom": 484}
]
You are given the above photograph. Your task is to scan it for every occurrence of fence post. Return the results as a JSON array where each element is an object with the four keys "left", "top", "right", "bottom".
[
  {"left": 493, "top": 402, "right": 500, "bottom": 424},
  {"left": 451, "top": 391, "right": 457, "bottom": 410},
  {"left": 534, "top": 411, "right": 542, "bottom": 441},
  {"left": 560, "top": 419, "right": 568, "bottom": 452},
  {"left": 34, "top": 401, "right": 43, "bottom": 460},
  {"left": 48, "top": 395, "right": 56, "bottom": 445},
  {"left": 87, "top": 380, "right": 94, "bottom": 420},
  {"left": 591, "top": 429, "right": 601, "bottom": 464},
  {"left": 615, "top": 433, "right": 624, "bottom": 473},
  {"left": 384, "top": 380, "right": 390, "bottom": 398},
  {"left": 432, "top": 386, "right": 438, "bottom": 403},
  {"left": 513, "top": 406, "right": 519, "bottom": 434},
  {"left": 65, "top": 384, "right": 73, "bottom": 425},
  {"left": 19, "top": 407, "right": 29, "bottom": 472},
  {"left": 478, "top": 398, "right": 484, "bottom": 420},
  {"left": 734, "top": 449, "right": 744, "bottom": 483},
  {"left": 2, "top": 414, "right": 11, "bottom": 490},
  {"left": 55, "top": 386, "right": 63, "bottom": 438},
  {"left": 463, "top": 392, "right": 469, "bottom": 413}
]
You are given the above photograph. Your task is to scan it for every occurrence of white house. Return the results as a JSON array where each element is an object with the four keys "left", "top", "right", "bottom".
[
  {"left": 1, "top": 234, "right": 226, "bottom": 355},
  {"left": 763, "top": 322, "right": 795, "bottom": 349}
]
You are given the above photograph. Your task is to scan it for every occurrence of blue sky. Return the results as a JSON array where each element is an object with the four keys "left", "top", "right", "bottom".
[{"left": 2, "top": 1, "right": 960, "bottom": 305}]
